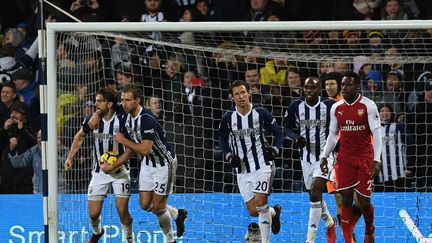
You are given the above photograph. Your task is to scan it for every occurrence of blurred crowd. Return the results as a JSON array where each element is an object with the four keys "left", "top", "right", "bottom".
[{"left": 1, "top": 0, "right": 432, "bottom": 194}]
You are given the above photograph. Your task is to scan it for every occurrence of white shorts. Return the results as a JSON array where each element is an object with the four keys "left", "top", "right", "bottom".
[
  {"left": 237, "top": 165, "right": 275, "bottom": 203},
  {"left": 139, "top": 158, "right": 177, "bottom": 195},
  {"left": 88, "top": 167, "right": 131, "bottom": 200},
  {"left": 301, "top": 158, "right": 335, "bottom": 190}
]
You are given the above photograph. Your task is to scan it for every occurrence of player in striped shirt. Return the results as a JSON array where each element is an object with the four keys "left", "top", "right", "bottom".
[
  {"left": 377, "top": 103, "right": 413, "bottom": 190},
  {"left": 320, "top": 71, "right": 382, "bottom": 242},
  {"left": 64, "top": 88, "right": 134, "bottom": 243},
  {"left": 219, "top": 80, "right": 283, "bottom": 243},
  {"left": 103, "top": 85, "right": 186, "bottom": 243},
  {"left": 285, "top": 76, "right": 337, "bottom": 243}
]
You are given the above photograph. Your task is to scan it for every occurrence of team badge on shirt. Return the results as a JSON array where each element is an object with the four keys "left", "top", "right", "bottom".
[{"left": 358, "top": 109, "right": 365, "bottom": 117}]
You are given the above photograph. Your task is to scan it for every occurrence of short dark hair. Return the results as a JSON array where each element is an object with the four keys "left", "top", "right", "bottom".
[
  {"left": 342, "top": 70, "right": 361, "bottom": 85},
  {"left": 1, "top": 82, "right": 17, "bottom": 93},
  {"left": 122, "top": 84, "right": 142, "bottom": 100},
  {"left": 229, "top": 80, "right": 250, "bottom": 95},
  {"left": 96, "top": 88, "right": 118, "bottom": 105}
]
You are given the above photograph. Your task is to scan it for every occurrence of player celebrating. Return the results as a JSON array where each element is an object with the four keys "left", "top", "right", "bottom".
[
  {"left": 218, "top": 80, "right": 283, "bottom": 243},
  {"left": 320, "top": 71, "right": 382, "bottom": 242},
  {"left": 285, "top": 77, "right": 337, "bottom": 243},
  {"left": 64, "top": 88, "right": 134, "bottom": 243},
  {"left": 102, "top": 85, "right": 187, "bottom": 243}
]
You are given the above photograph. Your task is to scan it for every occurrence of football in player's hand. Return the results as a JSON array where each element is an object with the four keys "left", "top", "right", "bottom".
[{"left": 100, "top": 151, "right": 118, "bottom": 165}]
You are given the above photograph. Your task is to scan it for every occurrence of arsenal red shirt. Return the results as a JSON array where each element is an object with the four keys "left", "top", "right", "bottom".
[{"left": 330, "top": 94, "right": 381, "bottom": 160}]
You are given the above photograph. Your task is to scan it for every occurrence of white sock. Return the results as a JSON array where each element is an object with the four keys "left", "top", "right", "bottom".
[
  {"left": 321, "top": 200, "right": 334, "bottom": 228},
  {"left": 307, "top": 201, "right": 321, "bottom": 242},
  {"left": 166, "top": 204, "right": 179, "bottom": 220},
  {"left": 121, "top": 222, "right": 134, "bottom": 242},
  {"left": 269, "top": 206, "right": 276, "bottom": 218},
  {"left": 257, "top": 204, "right": 271, "bottom": 243},
  {"left": 155, "top": 208, "right": 174, "bottom": 242},
  {"left": 89, "top": 216, "right": 102, "bottom": 234}
]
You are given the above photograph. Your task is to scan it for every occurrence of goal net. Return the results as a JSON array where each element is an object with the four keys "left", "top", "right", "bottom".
[{"left": 46, "top": 21, "right": 432, "bottom": 242}]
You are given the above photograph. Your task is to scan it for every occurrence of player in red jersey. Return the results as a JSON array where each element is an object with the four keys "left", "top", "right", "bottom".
[{"left": 320, "top": 71, "right": 382, "bottom": 243}]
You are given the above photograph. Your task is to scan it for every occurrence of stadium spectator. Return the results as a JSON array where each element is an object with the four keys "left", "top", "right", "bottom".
[
  {"left": 260, "top": 56, "right": 289, "bottom": 86},
  {"left": 8, "top": 129, "right": 43, "bottom": 194},
  {"left": 242, "top": 0, "right": 278, "bottom": 21},
  {"left": 140, "top": 0, "right": 165, "bottom": 41},
  {"left": 69, "top": 0, "right": 106, "bottom": 22},
  {"left": 342, "top": 30, "right": 362, "bottom": 55},
  {"left": 380, "top": 0, "right": 408, "bottom": 20},
  {"left": 0, "top": 101, "right": 36, "bottom": 194},
  {"left": 0, "top": 82, "right": 20, "bottom": 125},
  {"left": 286, "top": 67, "right": 302, "bottom": 98},
  {"left": 285, "top": 76, "right": 337, "bottom": 242},
  {"left": 320, "top": 71, "right": 382, "bottom": 242},
  {"left": 194, "top": 0, "right": 219, "bottom": 21},
  {"left": 362, "top": 70, "right": 384, "bottom": 104},
  {"left": 406, "top": 80, "right": 432, "bottom": 191},
  {"left": 11, "top": 68, "right": 39, "bottom": 118},
  {"left": 219, "top": 80, "right": 283, "bottom": 243},
  {"left": 375, "top": 103, "right": 414, "bottom": 192},
  {"left": 382, "top": 69, "right": 406, "bottom": 117},
  {"left": 0, "top": 44, "right": 25, "bottom": 84}
]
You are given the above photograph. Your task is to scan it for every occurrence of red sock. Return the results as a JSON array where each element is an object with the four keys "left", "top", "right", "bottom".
[
  {"left": 361, "top": 204, "right": 375, "bottom": 235},
  {"left": 341, "top": 206, "right": 354, "bottom": 242},
  {"left": 351, "top": 204, "right": 361, "bottom": 230}
]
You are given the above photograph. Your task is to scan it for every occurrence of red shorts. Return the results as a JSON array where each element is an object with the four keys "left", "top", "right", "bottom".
[{"left": 334, "top": 157, "right": 374, "bottom": 197}]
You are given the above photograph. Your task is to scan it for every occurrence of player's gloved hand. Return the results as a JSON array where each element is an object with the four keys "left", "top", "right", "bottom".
[
  {"left": 294, "top": 136, "right": 307, "bottom": 148},
  {"left": 267, "top": 146, "right": 279, "bottom": 161},
  {"left": 320, "top": 157, "right": 328, "bottom": 174},
  {"left": 226, "top": 153, "right": 242, "bottom": 168}
]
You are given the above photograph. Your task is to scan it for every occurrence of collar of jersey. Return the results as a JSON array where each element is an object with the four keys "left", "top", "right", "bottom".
[
  {"left": 305, "top": 96, "right": 321, "bottom": 109},
  {"left": 343, "top": 94, "right": 361, "bottom": 106},
  {"left": 235, "top": 105, "right": 252, "bottom": 117}
]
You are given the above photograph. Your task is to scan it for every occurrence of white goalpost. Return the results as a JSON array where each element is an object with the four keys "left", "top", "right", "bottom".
[{"left": 45, "top": 20, "right": 432, "bottom": 242}]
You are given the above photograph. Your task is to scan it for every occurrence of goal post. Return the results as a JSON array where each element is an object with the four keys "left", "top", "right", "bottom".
[{"left": 45, "top": 20, "right": 432, "bottom": 242}]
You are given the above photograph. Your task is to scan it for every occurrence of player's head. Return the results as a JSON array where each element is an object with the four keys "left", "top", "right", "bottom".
[
  {"left": 378, "top": 103, "right": 394, "bottom": 124},
  {"left": 121, "top": 84, "right": 142, "bottom": 115},
  {"left": 95, "top": 88, "right": 117, "bottom": 116},
  {"left": 229, "top": 80, "right": 251, "bottom": 108},
  {"left": 341, "top": 71, "right": 361, "bottom": 102},
  {"left": 323, "top": 72, "right": 342, "bottom": 99},
  {"left": 303, "top": 76, "right": 320, "bottom": 102}
]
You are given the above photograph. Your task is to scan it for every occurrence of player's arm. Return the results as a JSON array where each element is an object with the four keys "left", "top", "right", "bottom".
[
  {"left": 87, "top": 110, "right": 102, "bottom": 129},
  {"left": 320, "top": 104, "right": 339, "bottom": 173},
  {"left": 114, "top": 131, "right": 153, "bottom": 156},
  {"left": 367, "top": 102, "right": 383, "bottom": 178},
  {"left": 64, "top": 127, "right": 86, "bottom": 171},
  {"left": 218, "top": 114, "right": 241, "bottom": 167},
  {"left": 101, "top": 147, "right": 135, "bottom": 173},
  {"left": 262, "top": 108, "right": 283, "bottom": 158},
  {"left": 284, "top": 102, "right": 306, "bottom": 148}
]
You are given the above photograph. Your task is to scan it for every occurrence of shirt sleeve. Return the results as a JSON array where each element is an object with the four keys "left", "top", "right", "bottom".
[
  {"left": 329, "top": 103, "right": 340, "bottom": 134},
  {"left": 367, "top": 101, "right": 381, "bottom": 131},
  {"left": 284, "top": 102, "right": 299, "bottom": 140},
  {"left": 139, "top": 115, "right": 156, "bottom": 141},
  {"left": 82, "top": 115, "right": 92, "bottom": 134},
  {"left": 262, "top": 108, "right": 284, "bottom": 149},
  {"left": 218, "top": 114, "right": 231, "bottom": 159}
]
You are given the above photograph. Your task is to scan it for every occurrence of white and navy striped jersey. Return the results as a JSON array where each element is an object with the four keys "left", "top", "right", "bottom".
[
  {"left": 379, "top": 123, "right": 411, "bottom": 182},
  {"left": 285, "top": 97, "right": 335, "bottom": 163},
  {"left": 82, "top": 112, "right": 126, "bottom": 173},
  {"left": 124, "top": 106, "right": 175, "bottom": 167},
  {"left": 140, "top": 11, "right": 164, "bottom": 41},
  {"left": 219, "top": 106, "right": 284, "bottom": 174}
]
